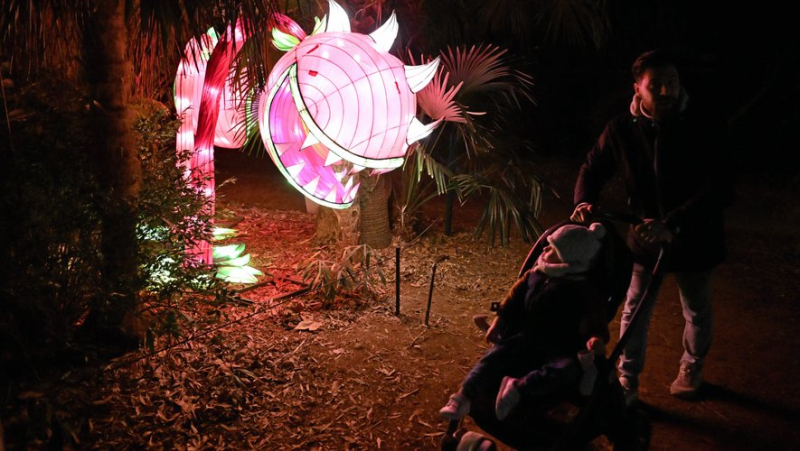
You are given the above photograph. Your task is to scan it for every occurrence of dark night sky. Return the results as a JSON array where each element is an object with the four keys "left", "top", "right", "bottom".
[{"left": 508, "top": 1, "right": 800, "bottom": 177}]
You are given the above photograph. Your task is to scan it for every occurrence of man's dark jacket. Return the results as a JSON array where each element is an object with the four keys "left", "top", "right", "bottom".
[{"left": 574, "top": 105, "right": 734, "bottom": 271}]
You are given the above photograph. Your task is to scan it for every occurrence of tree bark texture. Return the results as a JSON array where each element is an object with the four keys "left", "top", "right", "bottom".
[
  {"left": 359, "top": 175, "right": 391, "bottom": 249},
  {"left": 88, "top": 0, "right": 141, "bottom": 330}
]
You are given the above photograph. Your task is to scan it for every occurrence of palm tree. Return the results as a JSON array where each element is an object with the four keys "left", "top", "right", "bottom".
[
  {"left": 401, "top": 44, "right": 542, "bottom": 245},
  {"left": 395, "top": 0, "right": 611, "bottom": 245}
]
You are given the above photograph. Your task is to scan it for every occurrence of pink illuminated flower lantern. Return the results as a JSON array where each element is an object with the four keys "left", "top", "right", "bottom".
[
  {"left": 258, "top": 0, "right": 441, "bottom": 208},
  {"left": 174, "top": 22, "right": 250, "bottom": 264},
  {"left": 174, "top": 26, "right": 249, "bottom": 156}
]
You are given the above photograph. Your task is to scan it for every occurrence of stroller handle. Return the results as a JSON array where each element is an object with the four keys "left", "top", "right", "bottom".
[{"left": 583, "top": 208, "right": 644, "bottom": 226}]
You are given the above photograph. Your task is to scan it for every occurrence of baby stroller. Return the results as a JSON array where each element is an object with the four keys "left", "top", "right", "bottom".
[{"left": 442, "top": 211, "right": 666, "bottom": 450}]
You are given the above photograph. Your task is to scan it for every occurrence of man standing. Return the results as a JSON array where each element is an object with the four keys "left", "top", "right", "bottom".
[{"left": 571, "top": 50, "right": 733, "bottom": 404}]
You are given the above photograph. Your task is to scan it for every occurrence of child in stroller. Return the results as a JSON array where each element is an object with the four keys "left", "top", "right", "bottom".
[{"left": 440, "top": 221, "right": 639, "bottom": 450}]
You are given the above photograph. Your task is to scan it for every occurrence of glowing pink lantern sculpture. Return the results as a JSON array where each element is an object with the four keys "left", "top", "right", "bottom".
[
  {"left": 174, "top": 23, "right": 249, "bottom": 263},
  {"left": 258, "top": 0, "right": 441, "bottom": 208}
]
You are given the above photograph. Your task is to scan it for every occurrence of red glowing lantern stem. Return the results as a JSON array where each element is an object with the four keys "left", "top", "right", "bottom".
[{"left": 192, "top": 21, "right": 250, "bottom": 263}]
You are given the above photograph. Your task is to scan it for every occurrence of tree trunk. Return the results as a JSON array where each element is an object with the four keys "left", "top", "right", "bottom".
[
  {"left": 313, "top": 206, "right": 342, "bottom": 245},
  {"left": 313, "top": 175, "right": 392, "bottom": 249},
  {"left": 444, "top": 133, "right": 458, "bottom": 235},
  {"left": 87, "top": 0, "right": 141, "bottom": 337},
  {"left": 359, "top": 175, "right": 392, "bottom": 248}
]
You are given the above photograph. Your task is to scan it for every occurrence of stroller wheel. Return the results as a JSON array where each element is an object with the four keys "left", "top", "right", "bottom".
[{"left": 456, "top": 431, "right": 496, "bottom": 451}]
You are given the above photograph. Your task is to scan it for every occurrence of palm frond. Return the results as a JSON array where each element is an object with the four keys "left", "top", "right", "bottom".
[
  {"left": 0, "top": 0, "right": 90, "bottom": 79},
  {"left": 412, "top": 142, "right": 454, "bottom": 194},
  {"left": 439, "top": 44, "right": 534, "bottom": 123},
  {"left": 131, "top": 0, "right": 280, "bottom": 101},
  {"left": 416, "top": 71, "right": 467, "bottom": 123},
  {"left": 452, "top": 172, "right": 543, "bottom": 246},
  {"left": 395, "top": 138, "right": 458, "bottom": 233},
  {"left": 442, "top": 45, "right": 509, "bottom": 96},
  {"left": 465, "top": 0, "right": 536, "bottom": 44},
  {"left": 534, "top": 0, "right": 610, "bottom": 48}
]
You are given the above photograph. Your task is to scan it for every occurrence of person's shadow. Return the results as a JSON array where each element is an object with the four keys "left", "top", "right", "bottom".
[
  {"left": 635, "top": 382, "right": 800, "bottom": 449},
  {"left": 701, "top": 382, "right": 799, "bottom": 419}
]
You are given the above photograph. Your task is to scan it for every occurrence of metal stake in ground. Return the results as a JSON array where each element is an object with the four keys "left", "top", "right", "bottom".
[
  {"left": 425, "top": 255, "right": 450, "bottom": 326},
  {"left": 395, "top": 245, "right": 401, "bottom": 315}
]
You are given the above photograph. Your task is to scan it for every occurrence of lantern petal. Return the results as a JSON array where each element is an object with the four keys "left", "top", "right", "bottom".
[
  {"left": 275, "top": 142, "right": 293, "bottom": 156},
  {"left": 287, "top": 162, "right": 305, "bottom": 179},
  {"left": 324, "top": 188, "right": 339, "bottom": 204},
  {"left": 301, "top": 132, "right": 321, "bottom": 150},
  {"left": 369, "top": 11, "right": 398, "bottom": 52},
  {"left": 404, "top": 57, "right": 440, "bottom": 93},
  {"left": 311, "top": 15, "right": 328, "bottom": 36},
  {"left": 344, "top": 181, "right": 361, "bottom": 203},
  {"left": 324, "top": 150, "right": 343, "bottom": 166},
  {"left": 312, "top": 16, "right": 327, "bottom": 36},
  {"left": 272, "top": 12, "right": 307, "bottom": 42},
  {"left": 303, "top": 176, "right": 320, "bottom": 195},
  {"left": 271, "top": 28, "right": 301, "bottom": 52},
  {"left": 407, "top": 117, "right": 442, "bottom": 144},
  {"left": 325, "top": 0, "right": 351, "bottom": 33}
]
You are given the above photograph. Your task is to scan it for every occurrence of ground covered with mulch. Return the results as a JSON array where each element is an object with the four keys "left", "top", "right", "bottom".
[
  {"left": 3, "top": 203, "right": 532, "bottom": 450},
  {"left": 4, "top": 152, "right": 800, "bottom": 450}
]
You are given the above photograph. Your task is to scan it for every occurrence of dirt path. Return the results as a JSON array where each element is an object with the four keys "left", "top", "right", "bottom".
[{"left": 213, "top": 149, "right": 800, "bottom": 450}]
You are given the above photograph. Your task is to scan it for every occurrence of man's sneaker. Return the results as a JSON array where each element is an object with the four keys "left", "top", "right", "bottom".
[
  {"left": 440, "top": 392, "right": 470, "bottom": 420},
  {"left": 619, "top": 376, "right": 639, "bottom": 407},
  {"left": 670, "top": 363, "right": 703, "bottom": 399}
]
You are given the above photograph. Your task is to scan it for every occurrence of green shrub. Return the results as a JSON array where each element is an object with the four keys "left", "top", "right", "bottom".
[
  {"left": 0, "top": 77, "right": 228, "bottom": 367},
  {"left": 0, "top": 77, "right": 104, "bottom": 360},
  {"left": 133, "top": 106, "right": 229, "bottom": 344}
]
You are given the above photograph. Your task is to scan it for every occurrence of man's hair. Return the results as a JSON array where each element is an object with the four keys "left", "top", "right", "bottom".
[{"left": 631, "top": 50, "right": 677, "bottom": 81}]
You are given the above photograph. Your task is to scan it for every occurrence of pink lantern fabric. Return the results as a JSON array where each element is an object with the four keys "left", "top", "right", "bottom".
[
  {"left": 174, "top": 22, "right": 250, "bottom": 263},
  {"left": 174, "top": 27, "right": 248, "bottom": 153},
  {"left": 258, "top": 0, "right": 439, "bottom": 208}
]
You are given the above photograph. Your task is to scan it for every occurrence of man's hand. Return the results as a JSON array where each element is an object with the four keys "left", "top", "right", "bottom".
[
  {"left": 486, "top": 316, "right": 505, "bottom": 344},
  {"left": 634, "top": 219, "right": 673, "bottom": 245},
  {"left": 586, "top": 337, "right": 606, "bottom": 356},
  {"left": 570, "top": 203, "right": 593, "bottom": 223}
]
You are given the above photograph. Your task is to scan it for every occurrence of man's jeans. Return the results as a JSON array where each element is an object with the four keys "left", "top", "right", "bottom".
[{"left": 618, "top": 264, "right": 714, "bottom": 385}]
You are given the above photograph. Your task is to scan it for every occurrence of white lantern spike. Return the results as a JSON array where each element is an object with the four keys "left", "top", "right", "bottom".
[
  {"left": 407, "top": 117, "right": 441, "bottom": 144},
  {"left": 333, "top": 168, "right": 347, "bottom": 181},
  {"left": 324, "top": 188, "right": 338, "bottom": 204},
  {"left": 369, "top": 12, "right": 398, "bottom": 52},
  {"left": 303, "top": 176, "right": 320, "bottom": 195},
  {"left": 404, "top": 57, "right": 440, "bottom": 93},
  {"left": 324, "top": 149, "right": 343, "bottom": 166},
  {"left": 344, "top": 181, "right": 361, "bottom": 203},
  {"left": 325, "top": 0, "right": 351, "bottom": 33},
  {"left": 275, "top": 142, "right": 293, "bottom": 156},
  {"left": 286, "top": 162, "right": 305, "bottom": 179},
  {"left": 301, "top": 132, "right": 321, "bottom": 150}
]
